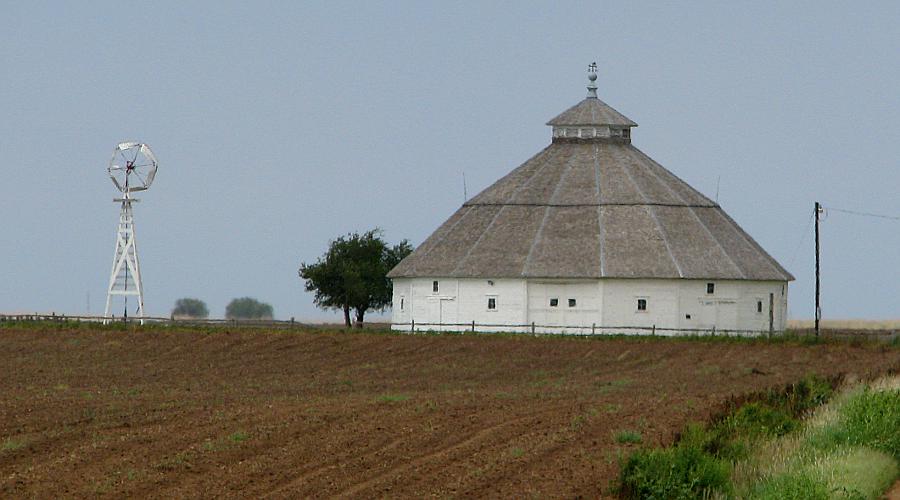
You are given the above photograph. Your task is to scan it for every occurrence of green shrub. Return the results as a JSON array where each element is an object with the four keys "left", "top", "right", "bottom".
[
  {"left": 839, "top": 389, "right": 900, "bottom": 459},
  {"left": 679, "top": 402, "right": 797, "bottom": 464},
  {"left": 726, "top": 402, "right": 798, "bottom": 438},
  {"left": 762, "top": 375, "right": 833, "bottom": 416},
  {"left": 617, "top": 445, "right": 731, "bottom": 499}
]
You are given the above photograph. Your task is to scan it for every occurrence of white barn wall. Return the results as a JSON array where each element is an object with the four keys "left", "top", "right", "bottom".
[
  {"left": 392, "top": 277, "right": 788, "bottom": 335},
  {"left": 526, "top": 280, "right": 602, "bottom": 333},
  {"left": 601, "top": 279, "right": 787, "bottom": 334},
  {"left": 391, "top": 278, "right": 529, "bottom": 333}
]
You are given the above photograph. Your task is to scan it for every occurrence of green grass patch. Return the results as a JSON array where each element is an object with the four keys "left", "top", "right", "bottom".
[
  {"left": 603, "top": 403, "right": 622, "bottom": 413},
  {"left": 615, "top": 375, "right": 900, "bottom": 499},
  {"left": 376, "top": 394, "right": 410, "bottom": 403},
  {"left": 201, "top": 431, "right": 251, "bottom": 452},
  {"left": 742, "top": 446, "right": 898, "bottom": 499},
  {"left": 818, "top": 447, "right": 898, "bottom": 499},
  {"left": 228, "top": 431, "right": 249, "bottom": 443},
  {"left": 1, "top": 438, "right": 26, "bottom": 453},
  {"left": 155, "top": 451, "right": 194, "bottom": 471},
  {"left": 746, "top": 469, "right": 829, "bottom": 499},
  {"left": 597, "top": 378, "right": 632, "bottom": 393},
  {"left": 615, "top": 430, "right": 643, "bottom": 444},
  {"left": 813, "top": 388, "right": 900, "bottom": 459}
]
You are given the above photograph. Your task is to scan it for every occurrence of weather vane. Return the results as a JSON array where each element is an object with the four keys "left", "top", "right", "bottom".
[{"left": 587, "top": 62, "right": 598, "bottom": 97}]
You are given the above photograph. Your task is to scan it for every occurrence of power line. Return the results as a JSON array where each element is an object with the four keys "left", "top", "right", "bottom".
[
  {"left": 787, "top": 212, "right": 814, "bottom": 268},
  {"left": 824, "top": 206, "right": 900, "bottom": 221}
]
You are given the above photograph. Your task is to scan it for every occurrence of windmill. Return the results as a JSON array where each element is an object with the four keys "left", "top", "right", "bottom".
[{"left": 103, "top": 142, "right": 158, "bottom": 324}]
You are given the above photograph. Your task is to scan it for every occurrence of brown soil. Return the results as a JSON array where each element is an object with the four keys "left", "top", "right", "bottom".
[
  {"left": 0, "top": 326, "right": 897, "bottom": 498},
  {"left": 886, "top": 480, "right": 900, "bottom": 500}
]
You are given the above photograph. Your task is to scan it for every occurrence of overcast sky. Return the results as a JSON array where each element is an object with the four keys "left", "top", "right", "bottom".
[{"left": 1, "top": 1, "right": 898, "bottom": 321}]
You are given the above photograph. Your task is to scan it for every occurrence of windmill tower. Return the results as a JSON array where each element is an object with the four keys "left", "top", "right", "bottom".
[{"left": 103, "top": 142, "right": 158, "bottom": 324}]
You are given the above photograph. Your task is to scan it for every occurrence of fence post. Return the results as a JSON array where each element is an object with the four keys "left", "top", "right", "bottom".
[
  {"left": 411, "top": 319, "right": 415, "bottom": 333},
  {"left": 471, "top": 320, "right": 475, "bottom": 333},
  {"left": 652, "top": 324, "right": 656, "bottom": 336},
  {"left": 712, "top": 325, "right": 716, "bottom": 336},
  {"left": 591, "top": 322, "right": 596, "bottom": 335},
  {"left": 531, "top": 321, "right": 535, "bottom": 334}
]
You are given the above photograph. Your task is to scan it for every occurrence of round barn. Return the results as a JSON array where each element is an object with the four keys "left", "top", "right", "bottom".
[{"left": 387, "top": 67, "right": 793, "bottom": 335}]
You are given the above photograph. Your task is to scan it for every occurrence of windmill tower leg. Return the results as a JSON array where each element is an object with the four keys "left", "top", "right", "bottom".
[{"left": 104, "top": 197, "right": 145, "bottom": 325}]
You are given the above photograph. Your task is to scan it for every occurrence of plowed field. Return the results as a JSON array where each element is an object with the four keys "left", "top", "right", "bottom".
[{"left": 1, "top": 326, "right": 897, "bottom": 498}]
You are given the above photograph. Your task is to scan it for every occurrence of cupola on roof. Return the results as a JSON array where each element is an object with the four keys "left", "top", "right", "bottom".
[
  {"left": 547, "top": 63, "right": 637, "bottom": 129},
  {"left": 388, "top": 65, "right": 793, "bottom": 283}
]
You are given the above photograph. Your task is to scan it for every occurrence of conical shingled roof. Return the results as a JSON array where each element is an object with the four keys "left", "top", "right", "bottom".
[
  {"left": 388, "top": 81, "right": 793, "bottom": 282},
  {"left": 546, "top": 98, "right": 637, "bottom": 127}
]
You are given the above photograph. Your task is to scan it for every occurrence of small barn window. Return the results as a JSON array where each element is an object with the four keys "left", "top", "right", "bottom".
[
  {"left": 706, "top": 283, "right": 715, "bottom": 294},
  {"left": 487, "top": 297, "right": 497, "bottom": 311},
  {"left": 432, "top": 280, "right": 439, "bottom": 293},
  {"left": 568, "top": 298, "right": 577, "bottom": 308},
  {"left": 549, "top": 298, "right": 558, "bottom": 307},
  {"left": 685, "top": 314, "right": 691, "bottom": 319},
  {"left": 622, "top": 128, "right": 631, "bottom": 139},
  {"left": 400, "top": 297, "right": 405, "bottom": 311},
  {"left": 757, "top": 300, "right": 763, "bottom": 313},
  {"left": 637, "top": 299, "right": 647, "bottom": 311}
]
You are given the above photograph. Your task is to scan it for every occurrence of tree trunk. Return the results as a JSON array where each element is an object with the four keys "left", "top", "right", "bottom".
[
  {"left": 342, "top": 304, "right": 351, "bottom": 328},
  {"left": 354, "top": 308, "right": 365, "bottom": 328}
]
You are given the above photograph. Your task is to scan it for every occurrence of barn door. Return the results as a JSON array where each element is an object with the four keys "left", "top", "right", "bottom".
[{"left": 698, "top": 300, "right": 717, "bottom": 330}]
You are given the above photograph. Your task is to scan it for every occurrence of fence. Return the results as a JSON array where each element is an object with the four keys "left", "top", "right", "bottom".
[
  {"left": 1, "top": 314, "right": 896, "bottom": 341},
  {"left": 0, "top": 313, "right": 321, "bottom": 330},
  {"left": 399, "top": 320, "right": 780, "bottom": 337}
]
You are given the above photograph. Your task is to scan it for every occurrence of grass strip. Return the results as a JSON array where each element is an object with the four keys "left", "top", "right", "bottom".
[{"left": 616, "top": 375, "right": 900, "bottom": 499}]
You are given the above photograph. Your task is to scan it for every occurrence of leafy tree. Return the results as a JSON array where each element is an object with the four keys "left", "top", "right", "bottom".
[
  {"left": 299, "top": 229, "right": 413, "bottom": 328},
  {"left": 225, "top": 297, "right": 274, "bottom": 320},
  {"left": 171, "top": 297, "right": 209, "bottom": 318}
]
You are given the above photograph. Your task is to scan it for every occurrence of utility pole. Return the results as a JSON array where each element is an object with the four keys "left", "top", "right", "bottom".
[{"left": 814, "top": 202, "right": 822, "bottom": 338}]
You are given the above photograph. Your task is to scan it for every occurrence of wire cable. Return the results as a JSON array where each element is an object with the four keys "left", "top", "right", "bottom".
[
  {"left": 787, "top": 212, "right": 815, "bottom": 269},
  {"left": 824, "top": 206, "right": 900, "bottom": 221}
]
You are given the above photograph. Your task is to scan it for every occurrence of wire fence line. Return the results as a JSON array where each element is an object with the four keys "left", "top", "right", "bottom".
[
  {"left": 0, "top": 313, "right": 318, "bottom": 329},
  {"left": 0, "top": 314, "right": 896, "bottom": 341},
  {"left": 0, "top": 313, "right": 771, "bottom": 336},
  {"left": 399, "top": 320, "right": 781, "bottom": 337}
]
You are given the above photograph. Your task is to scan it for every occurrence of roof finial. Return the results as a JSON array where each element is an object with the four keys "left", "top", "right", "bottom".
[{"left": 587, "top": 62, "right": 598, "bottom": 98}]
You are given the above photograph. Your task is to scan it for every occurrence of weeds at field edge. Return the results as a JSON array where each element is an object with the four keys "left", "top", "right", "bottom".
[{"left": 1, "top": 319, "right": 896, "bottom": 350}]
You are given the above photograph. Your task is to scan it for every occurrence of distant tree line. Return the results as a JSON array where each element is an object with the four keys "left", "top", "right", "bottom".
[
  {"left": 169, "top": 229, "right": 410, "bottom": 327},
  {"left": 171, "top": 297, "right": 274, "bottom": 320},
  {"left": 225, "top": 297, "right": 273, "bottom": 320},
  {"left": 172, "top": 298, "right": 208, "bottom": 318}
]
